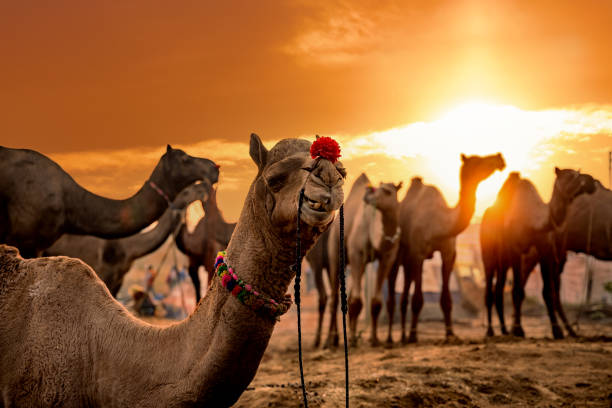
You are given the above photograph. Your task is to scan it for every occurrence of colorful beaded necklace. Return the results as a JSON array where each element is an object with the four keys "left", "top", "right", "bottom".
[{"left": 214, "top": 251, "right": 291, "bottom": 321}]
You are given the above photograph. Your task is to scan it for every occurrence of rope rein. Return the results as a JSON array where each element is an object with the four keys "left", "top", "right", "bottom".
[
  {"left": 295, "top": 189, "right": 308, "bottom": 408},
  {"left": 339, "top": 204, "right": 350, "bottom": 408}
]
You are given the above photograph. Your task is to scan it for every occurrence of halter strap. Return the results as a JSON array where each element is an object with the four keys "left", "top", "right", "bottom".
[
  {"left": 148, "top": 180, "right": 176, "bottom": 209},
  {"left": 214, "top": 251, "right": 292, "bottom": 321}
]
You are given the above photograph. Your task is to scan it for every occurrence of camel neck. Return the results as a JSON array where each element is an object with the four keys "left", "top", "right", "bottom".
[
  {"left": 122, "top": 208, "right": 181, "bottom": 261},
  {"left": 63, "top": 171, "right": 171, "bottom": 238},
  {"left": 445, "top": 180, "right": 478, "bottom": 238}
]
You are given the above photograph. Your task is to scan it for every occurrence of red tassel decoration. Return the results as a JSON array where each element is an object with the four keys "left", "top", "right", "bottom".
[{"left": 310, "top": 135, "right": 341, "bottom": 163}]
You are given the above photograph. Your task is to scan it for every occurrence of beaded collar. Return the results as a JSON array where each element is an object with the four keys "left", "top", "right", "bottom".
[{"left": 214, "top": 251, "right": 292, "bottom": 321}]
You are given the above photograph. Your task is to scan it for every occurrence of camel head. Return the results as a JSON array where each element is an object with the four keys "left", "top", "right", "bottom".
[
  {"left": 159, "top": 145, "right": 220, "bottom": 196},
  {"left": 459, "top": 153, "right": 506, "bottom": 186},
  {"left": 249, "top": 133, "right": 346, "bottom": 241},
  {"left": 173, "top": 181, "right": 211, "bottom": 210},
  {"left": 554, "top": 168, "right": 596, "bottom": 200},
  {"left": 364, "top": 182, "right": 403, "bottom": 212}
]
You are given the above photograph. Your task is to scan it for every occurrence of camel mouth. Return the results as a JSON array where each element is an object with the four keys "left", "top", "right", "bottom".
[
  {"left": 304, "top": 194, "right": 327, "bottom": 213},
  {"left": 300, "top": 194, "right": 334, "bottom": 226}
]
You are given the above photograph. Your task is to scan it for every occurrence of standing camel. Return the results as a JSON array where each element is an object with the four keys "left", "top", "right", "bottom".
[
  {"left": 305, "top": 227, "right": 330, "bottom": 348},
  {"left": 496, "top": 169, "right": 595, "bottom": 339},
  {"left": 0, "top": 134, "right": 345, "bottom": 407},
  {"left": 175, "top": 185, "right": 236, "bottom": 302},
  {"left": 323, "top": 174, "right": 402, "bottom": 348},
  {"left": 0, "top": 145, "right": 219, "bottom": 257},
  {"left": 388, "top": 153, "right": 506, "bottom": 344},
  {"left": 43, "top": 182, "right": 210, "bottom": 296},
  {"left": 481, "top": 172, "right": 539, "bottom": 336}
]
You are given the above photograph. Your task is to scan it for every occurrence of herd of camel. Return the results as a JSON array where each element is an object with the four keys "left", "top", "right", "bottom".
[{"left": 0, "top": 135, "right": 610, "bottom": 406}]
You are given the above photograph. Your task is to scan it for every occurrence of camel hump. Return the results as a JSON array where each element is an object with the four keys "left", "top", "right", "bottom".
[{"left": 411, "top": 176, "right": 423, "bottom": 184}]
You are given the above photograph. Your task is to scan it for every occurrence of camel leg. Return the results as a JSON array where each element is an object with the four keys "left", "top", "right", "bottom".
[
  {"left": 385, "top": 259, "right": 400, "bottom": 345},
  {"left": 510, "top": 257, "right": 526, "bottom": 337},
  {"left": 495, "top": 267, "right": 509, "bottom": 335},
  {"left": 348, "top": 254, "right": 366, "bottom": 348},
  {"left": 553, "top": 257, "right": 576, "bottom": 337},
  {"left": 188, "top": 258, "right": 202, "bottom": 303},
  {"left": 324, "top": 258, "right": 340, "bottom": 349},
  {"left": 313, "top": 265, "right": 328, "bottom": 348},
  {"left": 485, "top": 265, "right": 495, "bottom": 337},
  {"left": 440, "top": 244, "right": 457, "bottom": 339},
  {"left": 399, "top": 257, "right": 414, "bottom": 344},
  {"left": 370, "top": 252, "right": 395, "bottom": 347},
  {"left": 407, "top": 257, "right": 424, "bottom": 344},
  {"left": 540, "top": 259, "right": 564, "bottom": 339}
]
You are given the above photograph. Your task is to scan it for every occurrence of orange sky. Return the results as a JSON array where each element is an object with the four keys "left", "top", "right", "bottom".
[{"left": 2, "top": 1, "right": 612, "bottom": 221}]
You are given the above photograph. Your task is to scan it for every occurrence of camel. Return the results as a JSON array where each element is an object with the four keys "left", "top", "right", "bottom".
[
  {"left": 43, "top": 182, "right": 210, "bottom": 297},
  {"left": 323, "top": 173, "right": 370, "bottom": 348},
  {"left": 305, "top": 227, "right": 330, "bottom": 348},
  {"left": 0, "top": 133, "right": 345, "bottom": 407},
  {"left": 481, "top": 172, "right": 539, "bottom": 336},
  {"left": 490, "top": 169, "right": 595, "bottom": 339},
  {"left": 0, "top": 145, "right": 219, "bottom": 257},
  {"left": 387, "top": 153, "right": 506, "bottom": 344},
  {"left": 175, "top": 185, "right": 236, "bottom": 302},
  {"left": 555, "top": 178, "right": 612, "bottom": 262},
  {"left": 320, "top": 175, "right": 402, "bottom": 348}
]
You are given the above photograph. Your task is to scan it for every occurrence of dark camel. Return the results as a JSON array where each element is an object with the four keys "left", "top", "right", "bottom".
[
  {"left": 0, "top": 134, "right": 345, "bottom": 406},
  {"left": 43, "top": 182, "right": 209, "bottom": 296},
  {"left": 388, "top": 153, "right": 505, "bottom": 344},
  {"left": 0, "top": 145, "right": 219, "bottom": 257},
  {"left": 489, "top": 169, "right": 595, "bottom": 339},
  {"left": 175, "top": 185, "right": 236, "bottom": 302}
]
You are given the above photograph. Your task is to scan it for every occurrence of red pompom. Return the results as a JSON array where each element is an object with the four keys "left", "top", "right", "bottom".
[{"left": 310, "top": 136, "right": 341, "bottom": 163}]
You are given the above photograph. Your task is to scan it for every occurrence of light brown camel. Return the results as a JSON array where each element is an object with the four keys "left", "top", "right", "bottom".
[
  {"left": 305, "top": 227, "right": 330, "bottom": 348},
  {"left": 0, "top": 134, "right": 345, "bottom": 407},
  {"left": 323, "top": 173, "right": 370, "bottom": 348},
  {"left": 500, "top": 169, "right": 595, "bottom": 339},
  {"left": 175, "top": 185, "right": 236, "bottom": 302},
  {"left": 0, "top": 145, "right": 219, "bottom": 257},
  {"left": 388, "top": 153, "right": 505, "bottom": 344},
  {"left": 43, "top": 182, "right": 210, "bottom": 297}
]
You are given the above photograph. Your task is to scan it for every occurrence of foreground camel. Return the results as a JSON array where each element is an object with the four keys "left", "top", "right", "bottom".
[
  {"left": 175, "top": 185, "right": 236, "bottom": 302},
  {"left": 0, "top": 134, "right": 345, "bottom": 407},
  {"left": 388, "top": 153, "right": 505, "bottom": 343},
  {"left": 496, "top": 169, "right": 595, "bottom": 338},
  {"left": 43, "top": 182, "right": 210, "bottom": 296},
  {"left": 0, "top": 145, "right": 219, "bottom": 257}
]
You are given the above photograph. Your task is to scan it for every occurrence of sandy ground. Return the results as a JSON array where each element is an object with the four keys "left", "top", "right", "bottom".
[{"left": 228, "top": 291, "right": 612, "bottom": 408}]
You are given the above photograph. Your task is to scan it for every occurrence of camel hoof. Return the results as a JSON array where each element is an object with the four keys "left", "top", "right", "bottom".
[
  {"left": 567, "top": 327, "right": 578, "bottom": 338},
  {"left": 552, "top": 325, "right": 565, "bottom": 340},
  {"left": 370, "top": 337, "right": 381, "bottom": 347},
  {"left": 404, "top": 332, "right": 418, "bottom": 344},
  {"left": 323, "top": 334, "right": 339, "bottom": 349},
  {"left": 445, "top": 334, "right": 462, "bottom": 345},
  {"left": 501, "top": 327, "right": 509, "bottom": 336},
  {"left": 349, "top": 337, "right": 359, "bottom": 348},
  {"left": 486, "top": 327, "right": 495, "bottom": 337},
  {"left": 313, "top": 337, "right": 321, "bottom": 348},
  {"left": 511, "top": 325, "right": 525, "bottom": 338},
  {"left": 384, "top": 338, "right": 394, "bottom": 349}
]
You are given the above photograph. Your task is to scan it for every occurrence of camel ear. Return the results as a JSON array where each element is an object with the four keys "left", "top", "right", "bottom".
[
  {"left": 167, "top": 144, "right": 173, "bottom": 152},
  {"left": 250, "top": 133, "right": 268, "bottom": 171},
  {"left": 395, "top": 181, "right": 403, "bottom": 191},
  {"left": 555, "top": 166, "right": 560, "bottom": 176},
  {"left": 461, "top": 153, "right": 467, "bottom": 162}
]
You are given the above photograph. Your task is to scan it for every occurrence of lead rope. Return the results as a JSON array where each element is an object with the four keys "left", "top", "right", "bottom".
[
  {"left": 295, "top": 189, "right": 308, "bottom": 408},
  {"left": 339, "top": 204, "right": 349, "bottom": 407}
]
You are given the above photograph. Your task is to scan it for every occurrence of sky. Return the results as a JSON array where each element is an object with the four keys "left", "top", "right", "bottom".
[{"left": 2, "top": 1, "right": 612, "bottom": 221}]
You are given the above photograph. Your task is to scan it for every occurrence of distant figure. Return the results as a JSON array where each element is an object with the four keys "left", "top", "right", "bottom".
[{"left": 145, "top": 265, "right": 157, "bottom": 292}]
